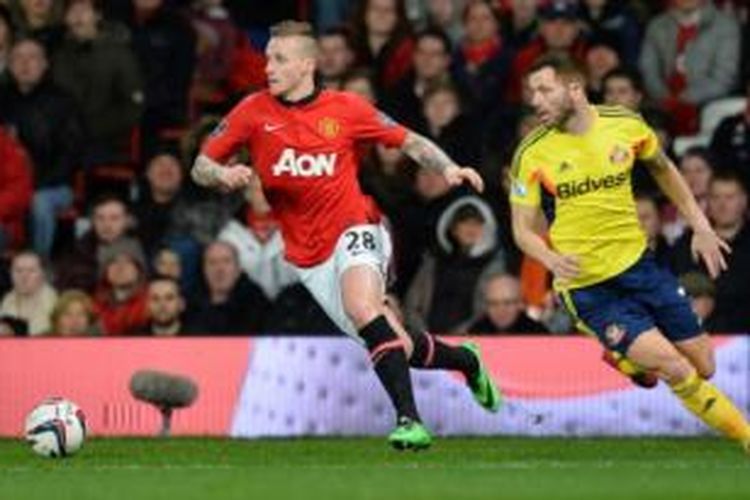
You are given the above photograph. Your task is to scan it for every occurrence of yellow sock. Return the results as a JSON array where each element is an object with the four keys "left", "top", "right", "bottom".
[
  {"left": 610, "top": 351, "right": 645, "bottom": 376},
  {"left": 671, "top": 371, "right": 750, "bottom": 444}
]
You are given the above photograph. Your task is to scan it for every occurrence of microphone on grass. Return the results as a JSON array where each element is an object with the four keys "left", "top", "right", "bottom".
[{"left": 129, "top": 370, "right": 198, "bottom": 437}]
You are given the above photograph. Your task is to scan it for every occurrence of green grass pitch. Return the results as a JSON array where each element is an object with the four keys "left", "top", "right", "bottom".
[{"left": 1, "top": 437, "right": 748, "bottom": 500}]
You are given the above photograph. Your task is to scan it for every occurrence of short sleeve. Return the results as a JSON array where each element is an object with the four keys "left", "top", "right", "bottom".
[
  {"left": 345, "top": 93, "right": 409, "bottom": 148},
  {"left": 509, "top": 148, "right": 541, "bottom": 208},
  {"left": 201, "top": 96, "right": 256, "bottom": 163},
  {"left": 633, "top": 118, "right": 660, "bottom": 161}
]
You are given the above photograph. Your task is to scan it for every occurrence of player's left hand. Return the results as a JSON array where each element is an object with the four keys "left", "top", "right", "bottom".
[
  {"left": 443, "top": 165, "right": 485, "bottom": 193},
  {"left": 691, "top": 228, "right": 731, "bottom": 279}
]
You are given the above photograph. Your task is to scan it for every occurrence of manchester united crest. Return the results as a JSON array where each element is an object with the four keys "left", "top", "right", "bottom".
[
  {"left": 318, "top": 117, "right": 341, "bottom": 139},
  {"left": 609, "top": 145, "right": 630, "bottom": 165}
]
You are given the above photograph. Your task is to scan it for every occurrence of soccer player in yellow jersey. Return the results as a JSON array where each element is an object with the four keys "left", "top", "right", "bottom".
[{"left": 510, "top": 55, "right": 750, "bottom": 453}]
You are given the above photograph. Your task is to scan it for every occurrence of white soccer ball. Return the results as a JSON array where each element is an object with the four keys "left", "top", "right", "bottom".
[{"left": 24, "top": 397, "right": 87, "bottom": 458}]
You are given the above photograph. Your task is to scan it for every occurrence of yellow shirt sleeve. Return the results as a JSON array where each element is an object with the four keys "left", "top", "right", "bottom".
[
  {"left": 509, "top": 148, "right": 541, "bottom": 207},
  {"left": 634, "top": 118, "right": 660, "bottom": 161}
]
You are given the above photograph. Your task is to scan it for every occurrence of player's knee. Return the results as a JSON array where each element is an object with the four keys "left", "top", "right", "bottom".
[
  {"left": 695, "top": 357, "right": 716, "bottom": 380},
  {"left": 345, "top": 298, "right": 384, "bottom": 330},
  {"left": 658, "top": 354, "right": 694, "bottom": 385}
]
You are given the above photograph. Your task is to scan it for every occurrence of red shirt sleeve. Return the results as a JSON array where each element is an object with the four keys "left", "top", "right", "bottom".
[
  {"left": 344, "top": 93, "right": 409, "bottom": 148},
  {"left": 201, "top": 95, "right": 257, "bottom": 162}
]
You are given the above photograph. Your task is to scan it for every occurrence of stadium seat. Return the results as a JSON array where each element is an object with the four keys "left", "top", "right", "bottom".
[
  {"left": 700, "top": 97, "right": 747, "bottom": 137},
  {"left": 672, "top": 134, "right": 711, "bottom": 158}
]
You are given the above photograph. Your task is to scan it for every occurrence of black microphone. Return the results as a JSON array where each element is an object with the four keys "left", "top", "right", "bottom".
[{"left": 129, "top": 370, "right": 198, "bottom": 436}]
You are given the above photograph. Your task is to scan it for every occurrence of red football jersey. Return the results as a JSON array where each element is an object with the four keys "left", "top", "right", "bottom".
[{"left": 201, "top": 89, "right": 408, "bottom": 267}]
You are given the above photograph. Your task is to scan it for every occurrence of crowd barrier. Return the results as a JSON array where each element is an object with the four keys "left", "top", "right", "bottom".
[{"left": 1, "top": 336, "right": 747, "bottom": 437}]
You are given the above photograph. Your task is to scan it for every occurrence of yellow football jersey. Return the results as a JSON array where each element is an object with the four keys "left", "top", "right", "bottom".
[{"left": 510, "top": 105, "right": 660, "bottom": 290}]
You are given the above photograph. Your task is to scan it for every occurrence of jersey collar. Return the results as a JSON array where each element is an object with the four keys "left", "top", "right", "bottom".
[{"left": 277, "top": 85, "right": 322, "bottom": 108}]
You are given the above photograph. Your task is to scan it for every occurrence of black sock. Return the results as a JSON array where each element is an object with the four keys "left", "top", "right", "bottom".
[
  {"left": 360, "top": 316, "right": 420, "bottom": 422},
  {"left": 410, "top": 331, "right": 479, "bottom": 380}
]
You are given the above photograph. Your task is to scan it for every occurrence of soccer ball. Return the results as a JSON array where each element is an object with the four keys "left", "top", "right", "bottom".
[{"left": 24, "top": 397, "right": 87, "bottom": 458}]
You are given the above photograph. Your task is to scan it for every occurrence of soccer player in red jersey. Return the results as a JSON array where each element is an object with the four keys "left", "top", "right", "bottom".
[{"left": 192, "top": 21, "right": 501, "bottom": 450}]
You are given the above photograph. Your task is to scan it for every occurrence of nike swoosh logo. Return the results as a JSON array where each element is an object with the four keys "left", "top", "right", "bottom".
[{"left": 264, "top": 124, "right": 285, "bottom": 132}]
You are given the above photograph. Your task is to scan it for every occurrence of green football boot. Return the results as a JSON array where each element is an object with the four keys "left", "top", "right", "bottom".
[
  {"left": 388, "top": 417, "right": 432, "bottom": 451},
  {"left": 462, "top": 341, "right": 503, "bottom": 413}
]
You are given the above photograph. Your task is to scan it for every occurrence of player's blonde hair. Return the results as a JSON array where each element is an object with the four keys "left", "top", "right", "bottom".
[{"left": 269, "top": 20, "right": 318, "bottom": 58}]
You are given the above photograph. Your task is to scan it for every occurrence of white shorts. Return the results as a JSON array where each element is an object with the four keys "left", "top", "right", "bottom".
[{"left": 291, "top": 223, "right": 392, "bottom": 339}]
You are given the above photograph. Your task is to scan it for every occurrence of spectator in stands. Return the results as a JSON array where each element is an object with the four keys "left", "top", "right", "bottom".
[
  {"left": 405, "top": 196, "right": 506, "bottom": 333},
  {"left": 127, "top": 0, "right": 196, "bottom": 157},
  {"left": 670, "top": 172, "right": 750, "bottom": 331},
  {"left": 152, "top": 247, "right": 181, "bottom": 281},
  {"left": 93, "top": 241, "right": 149, "bottom": 335},
  {"left": 136, "top": 147, "right": 235, "bottom": 293},
  {"left": 583, "top": 35, "right": 621, "bottom": 103},
  {"left": 678, "top": 271, "right": 716, "bottom": 328},
  {"left": 662, "top": 147, "right": 716, "bottom": 242},
  {"left": 184, "top": 241, "right": 269, "bottom": 335},
  {"left": 639, "top": 0, "right": 741, "bottom": 135},
  {"left": 350, "top": 0, "right": 414, "bottom": 92},
  {"left": 133, "top": 152, "right": 186, "bottom": 258},
  {"left": 317, "top": 26, "right": 356, "bottom": 89},
  {"left": 0, "top": 125, "right": 32, "bottom": 252},
  {"left": 602, "top": 66, "right": 672, "bottom": 131},
  {"left": 679, "top": 147, "right": 715, "bottom": 214},
  {"left": 578, "top": 0, "right": 642, "bottom": 68},
  {"left": 0, "top": 5, "right": 13, "bottom": 85},
  {"left": 55, "top": 195, "right": 145, "bottom": 292},
  {"left": 710, "top": 80, "right": 750, "bottom": 188},
  {"left": 0, "top": 37, "right": 84, "bottom": 258},
  {"left": 53, "top": 0, "right": 143, "bottom": 166},
  {"left": 217, "top": 208, "right": 296, "bottom": 301},
  {"left": 383, "top": 27, "right": 456, "bottom": 130},
  {"left": 453, "top": 0, "right": 512, "bottom": 118},
  {"left": 188, "top": 0, "right": 248, "bottom": 110},
  {"left": 419, "top": 0, "right": 464, "bottom": 45},
  {"left": 507, "top": 0, "right": 587, "bottom": 104},
  {"left": 0, "top": 251, "right": 56, "bottom": 335},
  {"left": 48, "top": 289, "right": 100, "bottom": 336},
  {"left": 500, "top": 0, "right": 538, "bottom": 52},
  {"left": 141, "top": 276, "right": 185, "bottom": 336},
  {"left": 8, "top": 0, "right": 63, "bottom": 50},
  {"left": 341, "top": 66, "right": 377, "bottom": 101},
  {"left": 603, "top": 66, "right": 645, "bottom": 111},
  {"left": 421, "top": 82, "right": 481, "bottom": 167},
  {"left": 464, "top": 272, "right": 548, "bottom": 334},
  {"left": 388, "top": 166, "right": 455, "bottom": 296},
  {"left": 635, "top": 193, "right": 670, "bottom": 267}
]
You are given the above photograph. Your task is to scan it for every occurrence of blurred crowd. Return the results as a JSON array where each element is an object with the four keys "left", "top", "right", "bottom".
[{"left": 0, "top": 0, "right": 748, "bottom": 337}]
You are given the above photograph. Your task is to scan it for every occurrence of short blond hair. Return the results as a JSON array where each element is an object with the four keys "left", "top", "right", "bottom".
[
  {"left": 269, "top": 20, "right": 318, "bottom": 57},
  {"left": 270, "top": 20, "right": 315, "bottom": 38}
]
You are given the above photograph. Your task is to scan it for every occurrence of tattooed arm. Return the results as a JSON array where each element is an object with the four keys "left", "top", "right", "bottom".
[
  {"left": 400, "top": 131, "right": 485, "bottom": 192},
  {"left": 191, "top": 154, "right": 254, "bottom": 191}
]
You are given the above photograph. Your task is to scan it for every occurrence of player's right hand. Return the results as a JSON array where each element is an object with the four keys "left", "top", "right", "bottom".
[
  {"left": 545, "top": 253, "right": 580, "bottom": 284},
  {"left": 691, "top": 228, "right": 731, "bottom": 279},
  {"left": 218, "top": 164, "right": 254, "bottom": 192}
]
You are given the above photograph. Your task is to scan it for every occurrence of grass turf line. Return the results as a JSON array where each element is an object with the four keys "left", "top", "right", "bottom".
[{"left": 0, "top": 437, "right": 748, "bottom": 500}]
